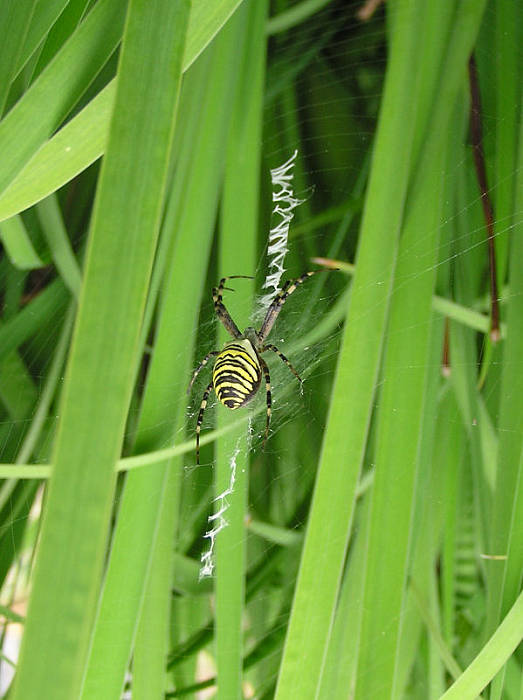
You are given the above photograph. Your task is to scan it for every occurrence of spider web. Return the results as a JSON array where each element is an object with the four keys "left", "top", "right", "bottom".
[{"left": 0, "top": 0, "right": 522, "bottom": 696}]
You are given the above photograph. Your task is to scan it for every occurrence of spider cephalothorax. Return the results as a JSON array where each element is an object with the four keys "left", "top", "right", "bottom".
[{"left": 188, "top": 272, "right": 318, "bottom": 464}]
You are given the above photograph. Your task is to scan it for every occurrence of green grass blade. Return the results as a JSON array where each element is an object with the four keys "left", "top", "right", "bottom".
[
  {"left": 15, "top": 304, "right": 75, "bottom": 465},
  {"left": 0, "top": 0, "right": 127, "bottom": 197},
  {"left": 214, "top": 3, "right": 266, "bottom": 697},
  {"left": 492, "top": 0, "right": 520, "bottom": 286},
  {"left": 354, "top": 3, "right": 487, "bottom": 693},
  {"left": 80, "top": 34, "right": 236, "bottom": 699},
  {"left": 36, "top": 194, "right": 82, "bottom": 297},
  {"left": 274, "top": 1, "right": 427, "bottom": 696},
  {"left": 266, "top": 0, "right": 332, "bottom": 35},
  {"left": 0, "top": 0, "right": 38, "bottom": 115},
  {"left": 0, "top": 0, "right": 245, "bottom": 222},
  {"left": 354, "top": 128, "right": 444, "bottom": 700},
  {"left": 186, "top": 0, "right": 245, "bottom": 70},
  {"left": 131, "top": 464, "right": 180, "bottom": 700},
  {"left": 31, "top": 0, "right": 92, "bottom": 80},
  {"left": 10, "top": 1, "right": 190, "bottom": 697},
  {"left": 316, "top": 496, "right": 371, "bottom": 699},
  {"left": 0, "top": 215, "right": 43, "bottom": 269},
  {"left": 449, "top": 162, "right": 493, "bottom": 552},
  {"left": 0, "top": 81, "right": 115, "bottom": 223},
  {"left": 410, "top": 580, "right": 462, "bottom": 682},
  {"left": 130, "top": 56, "right": 222, "bottom": 697},
  {"left": 0, "top": 278, "right": 68, "bottom": 361},
  {"left": 440, "top": 589, "right": 523, "bottom": 700},
  {"left": 0, "top": 344, "right": 37, "bottom": 420},
  {"left": 486, "top": 91, "right": 523, "bottom": 697},
  {"left": 15, "top": 0, "right": 71, "bottom": 78}
]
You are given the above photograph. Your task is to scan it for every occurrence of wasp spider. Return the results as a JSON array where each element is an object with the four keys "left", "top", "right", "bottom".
[{"left": 188, "top": 271, "right": 320, "bottom": 464}]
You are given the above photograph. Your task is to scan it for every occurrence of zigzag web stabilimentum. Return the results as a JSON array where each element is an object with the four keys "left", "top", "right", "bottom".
[{"left": 199, "top": 151, "right": 303, "bottom": 579}]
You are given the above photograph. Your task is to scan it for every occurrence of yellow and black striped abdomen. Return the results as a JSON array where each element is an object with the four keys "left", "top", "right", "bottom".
[{"left": 213, "top": 339, "right": 261, "bottom": 409}]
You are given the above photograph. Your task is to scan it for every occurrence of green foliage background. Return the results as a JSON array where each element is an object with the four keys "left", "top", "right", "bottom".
[{"left": 0, "top": 0, "right": 521, "bottom": 698}]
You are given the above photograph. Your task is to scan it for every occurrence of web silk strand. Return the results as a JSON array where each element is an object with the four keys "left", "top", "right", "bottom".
[
  {"left": 258, "top": 150, "right": 303, "bottom": 312},
  {"left": 199, "top": 445, "right": 239, "bottom": 579}
]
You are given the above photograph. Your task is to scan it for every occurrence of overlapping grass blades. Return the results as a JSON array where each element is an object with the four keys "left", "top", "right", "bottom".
[
  {"left": 11, "top": 1, "right": 190, "bottom": 698},
  {"left": 0, "top": 1, "right": 521, "bottom": 698},
  {"left": 80, "top": 12, "right": 249, "bottom": 699},
  {"left": 276, "top": 1, "right": 454, "bottom": 695},
  {"left": 0, "top": 0, "right": 245, "bottom": 222},
  {"left": 355, "top": 3, "right": 488, "bottom": 698}
]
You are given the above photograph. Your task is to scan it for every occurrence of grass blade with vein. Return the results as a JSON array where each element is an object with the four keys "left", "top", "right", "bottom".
[
  {"left": 274, "top": 1, "right": 427, "bottom": 696},
  {"left": 11, "top": 1, "right": 190, "bottom": 697},
  {"left": 215, "top": 2, "right": 267, "bottom": 697}
]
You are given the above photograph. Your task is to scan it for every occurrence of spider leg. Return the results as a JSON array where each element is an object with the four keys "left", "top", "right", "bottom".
[
  {"left": 187, "top": 351, "right": 220, "bottom": 394},
  {"left": 258, "top": 270, "right": 318, "bottom": 343},
  {"left": 259, "top": 357, "right": 272, "bottom": 450},
  {"left": 196, "top": 380, "right": 214, "bottom": 465},
  {"left": 261, "top": 344, "right": 302, "bottom": 383},
  {"left": 213, "top": 275, "right": 253, "bottom": 339}
]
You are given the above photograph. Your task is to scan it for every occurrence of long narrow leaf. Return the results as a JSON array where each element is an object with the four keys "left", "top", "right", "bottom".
[
  {"left": 275, "top": 1, "right": 426, "bottom": 696},
  {"left": 0, "top": 0, "right": 38, "bottom": 115},
  {"left": 215, "top": 3, "right": 266, "bottom": 696},
  {"left": 80, "top": 25, "right": 238, "bottom": 698},
  {"left": 0, "top": 0, "right": 127, "bottom": 196},
  {"left": 0, "top": 0, "right": 245, "bottom": 222},
  {"left": 0, "top": 215, "right": 43, "bottom": 269},
  {"left": 354, "top": 3, "right": 487, "bottom": 695},
  {"left": 11, "top": 1, "right": 190, "bottom": 698},
  {"left": 440, "top": 589, "right": 523, "bottom": 700}
]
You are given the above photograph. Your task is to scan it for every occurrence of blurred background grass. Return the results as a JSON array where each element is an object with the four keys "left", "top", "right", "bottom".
[{"left": 0, "top": 0, "right": 521, "bottom": 698}]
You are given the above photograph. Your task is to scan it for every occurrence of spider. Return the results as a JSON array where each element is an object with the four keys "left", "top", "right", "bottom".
[{"left": 188, "top": 271, "right": 321, "bottom": 464}]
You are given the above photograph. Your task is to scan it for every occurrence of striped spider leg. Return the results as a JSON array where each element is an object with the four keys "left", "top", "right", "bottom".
[{"left": 257, "top": 270, "right": 318, "bottom": 342}]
